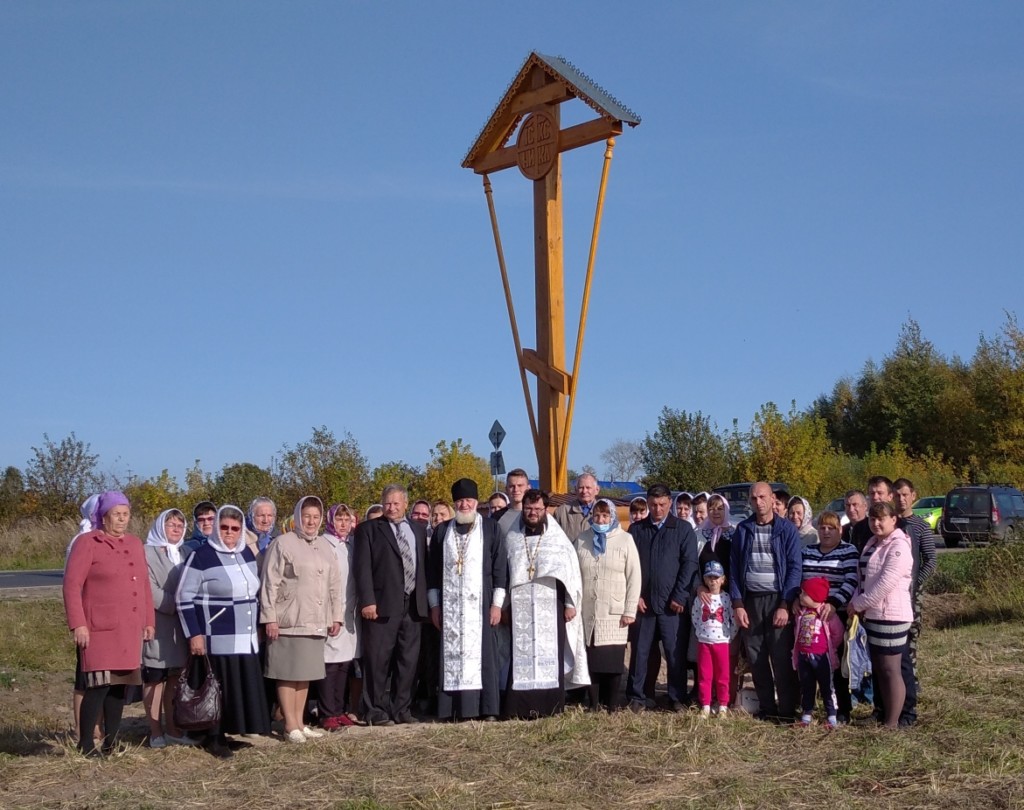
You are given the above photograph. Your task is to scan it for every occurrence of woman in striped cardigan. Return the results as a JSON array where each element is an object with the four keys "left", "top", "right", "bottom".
[{"left": 177, "top": 504, "right": 270, "bottom": 757}]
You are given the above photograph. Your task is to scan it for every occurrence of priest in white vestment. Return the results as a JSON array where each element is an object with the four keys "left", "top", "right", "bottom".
[
  {"left": 503, "top": 488, "right": 589, "bottom": 718},
  {"left": 427, "top": 478, "right": 508, "bottom": 720}
]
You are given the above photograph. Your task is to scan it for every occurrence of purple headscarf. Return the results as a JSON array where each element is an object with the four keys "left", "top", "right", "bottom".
[{"left": 95, "top": 491, "right": 130, "bottom": 527}]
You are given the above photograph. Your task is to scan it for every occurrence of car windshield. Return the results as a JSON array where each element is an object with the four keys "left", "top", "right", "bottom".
[
  {"left": 947, "top": 491, "right": 991, "bottom": 515},
  {"left": 914, "top": 497, "right": 943, "bottom": 509}
]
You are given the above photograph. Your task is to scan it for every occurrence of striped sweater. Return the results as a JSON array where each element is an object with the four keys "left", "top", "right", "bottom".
[
  {"left": 800, "top": 541, "right": 859, "bottom": 610},
  {"left": 176, "top": 543, "right": 261, "bottom": 656}
]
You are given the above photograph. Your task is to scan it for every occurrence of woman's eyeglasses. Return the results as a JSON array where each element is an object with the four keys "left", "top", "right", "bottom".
[{"left": 219, "top": 524, "right": 242, "bottom": 533}]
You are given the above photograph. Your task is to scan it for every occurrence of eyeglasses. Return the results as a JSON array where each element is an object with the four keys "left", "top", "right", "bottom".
[{"left": 219, "top": 524, "right": 242, "bottom": 533}]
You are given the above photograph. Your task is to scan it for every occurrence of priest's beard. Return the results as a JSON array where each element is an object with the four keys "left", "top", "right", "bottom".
[{"left": 455, "top": 510, "right": 476, "bottom": 526}]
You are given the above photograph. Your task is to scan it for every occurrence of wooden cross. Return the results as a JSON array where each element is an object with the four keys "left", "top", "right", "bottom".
[{"left": 462, "top": 53, "right": 639, "bottom": 492}]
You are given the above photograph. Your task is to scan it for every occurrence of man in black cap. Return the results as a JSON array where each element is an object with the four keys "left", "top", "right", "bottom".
[{"left": 426, "top": 478, "right": 508, "bottom": 721}]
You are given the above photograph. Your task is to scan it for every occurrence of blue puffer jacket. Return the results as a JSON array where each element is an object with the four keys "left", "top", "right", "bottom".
[
  {"left": 729, "top": 515, "right": 803, "bottom": 605},
  {"left": 628, "top": 514, "right": 699, "bottom": 615}
]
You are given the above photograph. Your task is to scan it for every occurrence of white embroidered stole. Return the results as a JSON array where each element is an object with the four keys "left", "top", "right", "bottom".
[
  {"left": 510, "top": 576, "right": 561, "bottom": 690},
  {"left": 441, "top": 519, "right": 484, "bottom": 691}
]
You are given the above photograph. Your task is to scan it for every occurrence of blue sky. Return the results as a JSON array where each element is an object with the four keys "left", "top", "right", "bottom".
[{"left": 2, "top": 2, "right": 1022, "bottom": 486}]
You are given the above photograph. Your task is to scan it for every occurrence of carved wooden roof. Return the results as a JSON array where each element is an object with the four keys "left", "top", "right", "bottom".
[{"left": 462, "top": 52, "right": 641, "bottom": 170}]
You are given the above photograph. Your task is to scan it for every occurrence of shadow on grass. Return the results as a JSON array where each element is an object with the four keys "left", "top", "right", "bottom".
[
  {"left": 0, "top": 725, "right": 64, "bottom": 756},
  {"left": 934, "top": 604, "right": 1024, "bottom": 629}
]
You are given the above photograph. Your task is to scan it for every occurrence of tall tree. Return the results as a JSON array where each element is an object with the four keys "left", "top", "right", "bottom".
[
  {"left": 123, "top": 469, "right": 184, "bottom": 521},
  {"left": 600, "top": 439, "right": 643, "bottom": 483},
  {"left": 742, "top": 402, "right": 838, "bottom": 505},
  {"left": 25, "top": 432, "right": 102, "bottom": 519},
  {"left": 419, "top": 439, "right": 493, "bottom": 505},
  {"left": 0, "top": 466, "right": 24, "bottom": 525},
  {"left": 369, "top": 461, "right": 424, "bottom": 504},
  {"left": 273, "top": 426, "right": 371, "bottom": 510},
  {"left": 639, "top": 408, "right": 731, "bottom": 491},
  {"left": 211, "top": 463, "right": 275, "bottom": 511}
]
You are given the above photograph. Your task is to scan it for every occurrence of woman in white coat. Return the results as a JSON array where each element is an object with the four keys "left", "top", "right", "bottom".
[
  {"left": 318, "top": 503, "right": 361, "bottom": 729},
  {"left": 575, "top": 498, "right": 641, "bottom": 712}
]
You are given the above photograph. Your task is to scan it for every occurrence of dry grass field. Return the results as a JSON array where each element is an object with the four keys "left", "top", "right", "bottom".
[{"left": 1, "top": 593, "right": 1023, "bottom": 809}]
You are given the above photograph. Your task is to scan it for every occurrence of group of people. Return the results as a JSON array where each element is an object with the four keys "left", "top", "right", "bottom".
[{"left": 60, "top": 469, "right": 936, "bottom": 756}]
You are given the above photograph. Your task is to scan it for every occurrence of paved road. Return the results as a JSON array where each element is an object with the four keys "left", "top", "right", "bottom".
[
  {"left": 0, "top": 569, "right": 64, "bottom": 589},
  {"left": 0, "top": 544, "right": 967, "bottom": 591}
]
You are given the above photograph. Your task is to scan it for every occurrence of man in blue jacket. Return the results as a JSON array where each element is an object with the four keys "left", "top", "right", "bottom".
[
  {"left": 625, "top": 483, "right": 699, "bottom": 713},
  {"left": 730, "top": 481, "right": 802, "bottom": 722}
]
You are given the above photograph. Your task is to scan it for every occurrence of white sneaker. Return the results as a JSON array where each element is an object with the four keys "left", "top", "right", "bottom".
[
  {"left": 699, "top": 706, "right": 711, "bottom": 719},
  {"left": 149, "top": 735, "right": 166, "bottom": 749},
  {"left": 301, "top": 726, "right": 324, "bottom": 739},
  {"left": 285, "top": 729, "right": 307, "bottom": 744},
  {"left": 717, "top": 706, "right": 728, "bottom": 718},
  {"left": 165, "top": 734, "right": 198, "bottom": 746}
]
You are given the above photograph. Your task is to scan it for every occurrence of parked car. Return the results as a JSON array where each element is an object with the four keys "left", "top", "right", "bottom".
[
  {"left": 711, "top": 482, "right": 788, "bottom": 522},
  {"left": 940, "top": 484, "right": 1024, "bottom": 547},
  {"left": 814, "top": 497, "right": 851, "bottom": 528},
  {"left": 911, "top": 496, "right": 944, "bottom": 532}
]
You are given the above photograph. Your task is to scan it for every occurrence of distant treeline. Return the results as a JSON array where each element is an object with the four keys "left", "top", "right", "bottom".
[{"left": 3, "top": 314, "right": 1021, "bottom": 525}]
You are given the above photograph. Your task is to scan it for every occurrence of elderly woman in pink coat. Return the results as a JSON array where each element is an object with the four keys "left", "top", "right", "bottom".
[{"left": 63, "top": 491, "right": 155, "bottom": 756}]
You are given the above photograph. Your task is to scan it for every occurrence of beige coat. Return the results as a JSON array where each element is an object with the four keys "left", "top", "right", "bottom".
[
  {"left": 259, "top": 531, "right": 343, "bottom": 637},
  {"left": 575, "top": 526, "right": 641, "bottom": 647},
  {"left": 554, "top": 500, "right": 593, "bottom": 545}
]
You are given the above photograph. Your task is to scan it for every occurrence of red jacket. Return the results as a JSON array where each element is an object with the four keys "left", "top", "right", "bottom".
[{"left": 63, "top": 531, "right": 155, "bottom": 672}]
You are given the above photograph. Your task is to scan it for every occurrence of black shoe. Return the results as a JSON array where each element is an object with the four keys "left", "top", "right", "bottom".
[
  {"left": 207, "top": 738, "right": 234, "bottom": 759},
  {"left": 670, "top": 700, "right": 687, "bottom": 714},
  {"left": 395, "top": 712, "right": 420, "bottom": 725},
  {"left": 366, "top": 713, "right": 394, "bottom": 727},
  {"left": 627, "top": 700, "right": 645, "bottom": 714}
]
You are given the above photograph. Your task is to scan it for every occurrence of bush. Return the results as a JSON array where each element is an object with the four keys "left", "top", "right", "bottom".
[{"left": 926, "top": 543, "right": 1024, "bottom": 622}]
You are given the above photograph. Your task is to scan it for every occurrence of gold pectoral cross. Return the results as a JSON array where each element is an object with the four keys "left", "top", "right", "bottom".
[
  {"left": 456, "top": 560, "right": 463, "bottom": 576},
  {"left": 528, "top": 564, "right": 535, "bottom": 580}
]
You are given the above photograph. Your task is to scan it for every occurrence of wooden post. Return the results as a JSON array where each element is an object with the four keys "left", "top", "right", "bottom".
[{"left": 530, "top": 71, "right": 567, "bottom": 494}]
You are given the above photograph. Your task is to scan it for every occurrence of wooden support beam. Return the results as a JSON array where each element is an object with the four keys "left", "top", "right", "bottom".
[
  {"left": 510, "top": 82, "right": 572, "bottom": 115},
  {"left": 521, "top": 348, "right": 571, "bottom": 395},
  {"left": 470, "top": 117, "right": 623, "bottom": 174}
]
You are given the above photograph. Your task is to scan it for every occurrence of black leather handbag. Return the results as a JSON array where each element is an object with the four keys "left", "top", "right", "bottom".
[{"left": 172, "top": 653, "right": 222, "bottom": 731}]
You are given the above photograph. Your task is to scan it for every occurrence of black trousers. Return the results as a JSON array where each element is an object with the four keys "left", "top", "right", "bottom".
[
  {"left": 742, "top": 592, "right": 799, "bottom": 720},
  {"left": 361, "top": 600, "right": 422, "bottom": 723}
]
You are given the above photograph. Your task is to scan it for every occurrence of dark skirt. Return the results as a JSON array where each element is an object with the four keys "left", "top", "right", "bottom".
[
  {"left": 208, "top": 653, "right": 272, "bottom": 735},
  {"left": 586, "top": 642, "right": 626, "bottom": 675},
  {"left": 864, "top": 618, "right": 911, "bottom": 655}
]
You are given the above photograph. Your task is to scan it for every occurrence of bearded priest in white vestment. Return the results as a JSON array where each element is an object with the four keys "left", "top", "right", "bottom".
[
  {"left": 427, "top": 478, "right": 508, "bottom": 720},
  {"left": 502, "top": 488, "right": 590, "bottom": 719}
]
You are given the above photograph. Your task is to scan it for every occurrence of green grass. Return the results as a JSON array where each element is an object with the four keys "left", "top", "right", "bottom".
[
  {"left": 0, "top": 600, "right": 74, "bottom": 672},
  {"left": 2, "top": 595, "right": 1024, "bottom": 808}
]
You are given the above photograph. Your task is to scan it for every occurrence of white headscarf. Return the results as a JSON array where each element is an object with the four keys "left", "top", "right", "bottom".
[
  {"left": 65, "top": 493, "right": 102, "bottom": 562},
  {"left": 699, "top": 493, "right": 734, "bottom": 551},
  {"left": 79, "top": 493, "right": 101, "bottom": 534},
  {"left": 293, "top": 495, "right": 325, "bottom": 542},
  {"left": 208, "top": 505, "right": 247, "bottom": 554},
  {"left": 790, "top": 496, "right": 815, "bottom": 532},
  {"left": 146, "top": 508, "right": 187, "bottom": 565}
]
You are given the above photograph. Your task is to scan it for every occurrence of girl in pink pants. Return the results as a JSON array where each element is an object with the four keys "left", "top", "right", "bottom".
[{"left": 691, "top": 560, "right": 736, "bottom": 716}]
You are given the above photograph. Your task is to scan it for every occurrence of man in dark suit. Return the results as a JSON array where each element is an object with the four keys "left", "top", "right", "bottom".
[
  {"left": 625, "top": 483, "right": 699, "bottom": 713},
  {"left": 353, "top": 484, "right": 429, "bottom": 725}
]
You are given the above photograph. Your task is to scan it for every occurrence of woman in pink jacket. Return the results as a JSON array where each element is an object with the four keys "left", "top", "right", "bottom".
[
  {"left": 63, "top": 491, "right": 155, "bottom": 755},
  {"left": 848, "top": 501, "right": 913, "bottom": 728}
]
